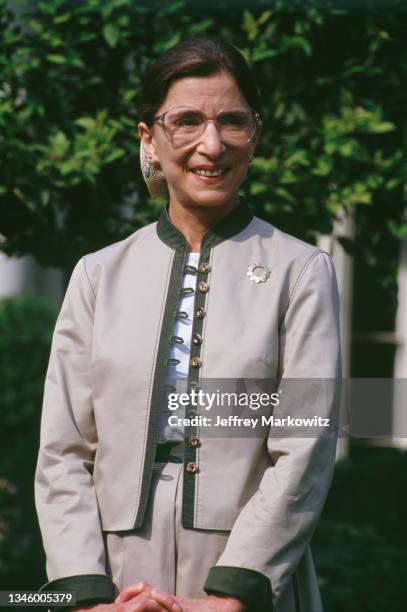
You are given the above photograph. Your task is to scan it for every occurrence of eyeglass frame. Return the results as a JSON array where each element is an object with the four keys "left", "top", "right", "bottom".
[{"left": 149, "top": 106, "right": 261, "bottom": 148}]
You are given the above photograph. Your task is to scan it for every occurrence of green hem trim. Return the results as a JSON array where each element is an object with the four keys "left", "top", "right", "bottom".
[
  {"left": 204, "top": 566, "right": 273, "bottom": 611},
  {"left": 40, "top": 574, "right": 115, "bottom": 611}
]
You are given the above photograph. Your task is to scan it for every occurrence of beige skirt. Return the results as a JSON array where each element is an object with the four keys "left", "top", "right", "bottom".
[{"left": 103, "top": 461, "right": 322, "bottom": 612}]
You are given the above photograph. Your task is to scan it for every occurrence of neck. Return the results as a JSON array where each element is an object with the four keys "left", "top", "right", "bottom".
[{"left": 167, "top": 197, "right": 240, "bottom": 252}]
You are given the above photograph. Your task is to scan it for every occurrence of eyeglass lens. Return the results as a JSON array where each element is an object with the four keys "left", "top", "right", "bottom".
[{"left": 162, "top": 108, "right": 256, "bottom": 147}]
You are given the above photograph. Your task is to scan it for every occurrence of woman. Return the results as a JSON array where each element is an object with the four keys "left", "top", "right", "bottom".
[{"left": 35, "top": 38, "right": 341, "bottom": 612}]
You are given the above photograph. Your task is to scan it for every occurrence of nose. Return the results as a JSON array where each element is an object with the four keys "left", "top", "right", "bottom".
[{"left": 196, "top": 120, "right": 226, "bottom": 157}]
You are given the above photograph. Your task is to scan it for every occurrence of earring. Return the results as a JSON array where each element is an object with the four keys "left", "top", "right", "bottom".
[{"left": 139, "top": 142, "right": 168, "bottom": 199}]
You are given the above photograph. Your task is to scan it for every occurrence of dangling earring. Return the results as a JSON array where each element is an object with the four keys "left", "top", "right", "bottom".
[{"left": 139, "top": 142, "right": 168, "bottom": 199}]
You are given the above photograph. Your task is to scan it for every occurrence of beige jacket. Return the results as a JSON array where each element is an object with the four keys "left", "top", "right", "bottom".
[{"left": 35, "top": 202, "right": 341, "bottom": 610}]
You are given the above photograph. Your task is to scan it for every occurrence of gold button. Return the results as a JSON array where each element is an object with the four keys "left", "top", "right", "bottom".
[
  {"left": 186, "top": 462, "right": 199, "bottom": 473},
  {"left": 188, "top": 381, "right": 200, "bottom": 392},
  {"left": 195, "top": 307, "right": 206, "bottom": 319},
  {"left": 192, "top": 333, "right": 203, "bottom": 346},
  {"left": 188, "top": 436, "right": 201, "bottom": 448},
  {"left": 199, "top": 263, "right": 211, "bottom": 274},
  {"left": 197, "top": 281, "right": 209, "bottom": 294},
  {"left": 190, "top": 357, "right": 202, "bottom": 369}
]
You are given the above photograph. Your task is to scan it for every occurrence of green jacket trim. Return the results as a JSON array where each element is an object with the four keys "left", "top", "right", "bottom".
[
  {"left": 204, "top": 566, "right": 273, "bottom": 611},
  {"left": 181, "top": 245, "right": 209, "bottom": 527},
  {"left": 40, "top": 574, "right": 115, "bottom": 611},
  {"left": 140, "top": 200, "right": 254, "bottom": 529},
  {"left": 156, "top": 200, "right": 254, "bottom": 251}
]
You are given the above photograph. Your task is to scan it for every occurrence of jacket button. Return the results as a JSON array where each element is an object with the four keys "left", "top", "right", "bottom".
[
  {"left": 186, "top": 462, "right": 199, "bottom": 473},
  {"left": 190, "top": 357, "right": 202, "bottom": 369},
  {"left": 197, "top": 281, "right": 209, "bottom": 294},
  {"left": 188, "top": 381, "right": 200, "bottom": 392},
  {"left": 188, "top": 436, "right": 201, "bottom": 448},
  {"left": 199, "top": 263, "right": 211, "bottom": 274},
  {"left": 195, "top": 307, "right": 206, "bottom": 319},
  {"left": 192, "top": 333, "right": 203, "bottom": 346}
]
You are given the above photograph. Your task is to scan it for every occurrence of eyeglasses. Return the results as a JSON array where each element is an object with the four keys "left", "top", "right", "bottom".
[{"left": 151, "top": 106, "right": 260, "bottom": 149}]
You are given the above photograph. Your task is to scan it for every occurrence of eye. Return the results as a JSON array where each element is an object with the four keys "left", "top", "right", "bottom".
[
  {"left": 174, "top": 113, "right": 202, "bottom": 127},
  {"left": 218, "top": 112, "right": 250, "bottom": 127}
]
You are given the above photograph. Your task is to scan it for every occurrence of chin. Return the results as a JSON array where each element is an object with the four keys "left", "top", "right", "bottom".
[{"left": 179, "top": 185, "right": 241, "bottom": 207}]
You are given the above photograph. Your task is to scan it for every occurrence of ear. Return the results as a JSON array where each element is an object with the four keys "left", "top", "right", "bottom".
[{"left": 138, "top": 122, "right": 161, "bottom": 166}]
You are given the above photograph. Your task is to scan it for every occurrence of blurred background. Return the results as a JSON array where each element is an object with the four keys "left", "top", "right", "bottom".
[{"left": 0, "top": 0, "right": 406, "bottom": 610}]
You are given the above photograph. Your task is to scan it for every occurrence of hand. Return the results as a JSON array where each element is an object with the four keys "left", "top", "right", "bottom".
[
  {"left": 116, "top": 582, "right": 182, "bottom": 611},
  {"left": 175, "top": 595, "right": 246, "bottom": 612}
]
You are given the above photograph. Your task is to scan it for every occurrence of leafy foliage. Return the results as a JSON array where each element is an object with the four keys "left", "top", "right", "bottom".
[
  {"left": 0, "top": 292, "right": 55, "bottom": 427},
  {"left": 314, "top": 447, "right": 407, "bottom": 612},
  {"left": 0, "top": 293, "right": 55, "bottom": 589},
  {"left": 0, "top": 0, "right": 406, "bottom": 296},
  {"left": 0, "top": 0, "right": 406, "bottom": 604},
  {"left": 0, "top": 477, "right": 22, "bottom": 578}
]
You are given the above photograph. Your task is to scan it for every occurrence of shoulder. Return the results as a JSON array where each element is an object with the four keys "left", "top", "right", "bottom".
[
  {"left": 85, "top": 220, "right": 157, "bottom": 266},
  {"left": 244, "top": 214, "right": 334, "bottom": 271},
  {"left": 249, "top": 215, "right": 323, "bottom": 260},
  {"left": 245, "top": 216, "right": 337, "bottom": 304},
  {"left": 69, "top": 221, "right": 158, "bottom": 295}
]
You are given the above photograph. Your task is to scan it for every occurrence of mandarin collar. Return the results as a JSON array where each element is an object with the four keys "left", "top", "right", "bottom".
[{"left": 156, "top": 201, "right": 253, "bottom": 251}]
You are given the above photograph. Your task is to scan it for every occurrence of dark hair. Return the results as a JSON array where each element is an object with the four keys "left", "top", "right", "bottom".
[{"left": 139, "top": 37, "right": 261, "bottom": 125}]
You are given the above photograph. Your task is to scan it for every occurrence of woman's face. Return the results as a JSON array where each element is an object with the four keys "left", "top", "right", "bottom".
[{"left": 139, "top": 71, "right": 260, "bottom": 211}]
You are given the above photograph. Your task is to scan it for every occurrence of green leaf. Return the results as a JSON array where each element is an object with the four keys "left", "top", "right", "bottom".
[
  {"left": 103, "top": 24, "right": 120, "bottom": 48},
  {"left": 53, "top": 13, "right": 71, "bottom": 24},
  {"left": 40, "top": 190, "right": 50, "bottom": 206},
  {"left": 312, "top": 157, "right": 333, "bottom": 176},
  {"left": 251, "top": 48, "right": 278, "bottom": 62},
  {"left": 258, "top": 10, "right": 273, "bottom": 25},
  {"left": 274, "top": 187, "right": 295, "bottom": 203},
  {"left": 284, "top": 150, "right": 310, "bottom": 168},
  {"left": 250, "top": 182, "right": 268, "bottom": 195},
  {"left": 75, "top": 117, "right": 96, "bottom": 130},
  {"left": 157, "top": 0, "right": 186, "bottom": 16},
  {"left": 105, "top": 148, "right": 125, "bottom": 163},
  {"left": 370, "top": 121, "right": 395, "bottom": 133},
  {"left": 242, "top": 10, "right": 257, "bottom": 40},
  {"left": 46, "top": 54, "right": 66, "bottom": 64},
  {"left": 49, "top": 131, "right": 70, "bottom": 156},
  {"left": 385, "top": 178, "right": 401, "bottom": 191}
]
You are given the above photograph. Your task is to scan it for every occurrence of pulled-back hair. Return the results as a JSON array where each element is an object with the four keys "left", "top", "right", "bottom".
[{"left": 139, "top": 37, "right": 261, "bottom": 125}]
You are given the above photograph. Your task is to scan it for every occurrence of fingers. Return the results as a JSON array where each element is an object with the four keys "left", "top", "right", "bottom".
[
  {"left": 149, "top": 589, "right": 182, "bottom": 612},
  {"left": 116, "top": 585, "right": 182, "bottom": 612},
  {"left": 126, "top": 596, "right": 181, "bottom": 612},
  {"left": 116, "top": 582, "right": 153, "bottom": 603}
]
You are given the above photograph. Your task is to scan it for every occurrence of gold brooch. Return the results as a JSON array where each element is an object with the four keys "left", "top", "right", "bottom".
[{"left": 247, "top": 263, "right": 271, "bottom": 284}]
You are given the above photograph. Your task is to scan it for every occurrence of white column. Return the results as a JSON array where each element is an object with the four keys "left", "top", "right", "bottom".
[
  {"left": 316, "top": 207, "right": 354, "bottom": 460},
  {"left": 392, "top": 231, "right": 407, "bottom": 448},
  {"left": 0, "top": 251, "right": 63, "bottom": 305},
  {"left": 0, "top": 252, "right": 37, "bottom": 297}
]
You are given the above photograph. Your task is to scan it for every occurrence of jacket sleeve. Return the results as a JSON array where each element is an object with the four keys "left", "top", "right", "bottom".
[
  {"left": 34, "top": 257, "right": 115, "bottom": 610},
  {"left": 203, "top": 251, "right": 341, "bottom": 610}
]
